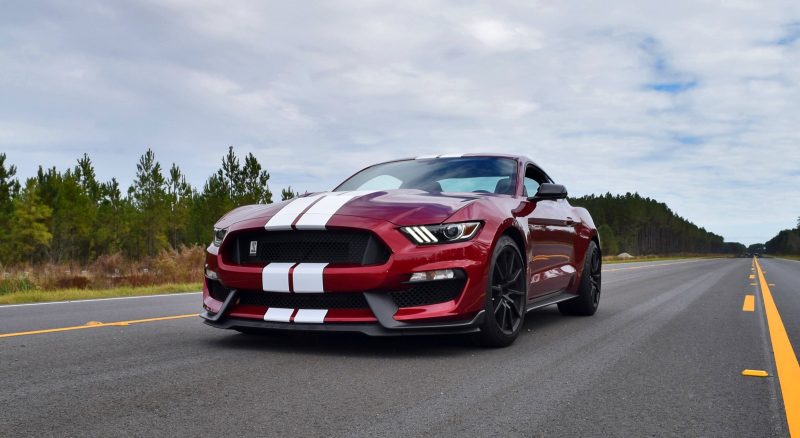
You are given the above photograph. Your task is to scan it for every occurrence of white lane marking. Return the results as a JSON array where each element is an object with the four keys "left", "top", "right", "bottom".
[
  {"left": 262, "top": 263, "right": 294, "bottom": 292},
  {"left": 293, "top": 309, "right": 328, "bottom": 323},
  {"left": 264, "top": 193, "right": 327, "bottom": 230},
  {"left": 263, "top": 307, "right": 294, "bottom": 322},
  {"left": 294, "top": 190, "right": 377, "bottom": 229},
  {"left": 292, "top": 263, "right": 327, "bottom": 293},
  {"left": 0, "top": 292, "right": 201, "bottom": 309}
]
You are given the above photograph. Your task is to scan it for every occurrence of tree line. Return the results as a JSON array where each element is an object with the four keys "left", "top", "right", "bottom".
[
  {"left": 764, "top": 217, "right": 800, "bottom": 255},
  {"left": 0, "top": 148, "right": 299, "bottom": 266},
  {"left": 570, "top": 193, "right": 746, "bottom": 256}
]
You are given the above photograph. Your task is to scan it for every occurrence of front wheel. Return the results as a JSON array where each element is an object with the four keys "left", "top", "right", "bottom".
[
  {"left": 558, "top": 241, "right": 601, "bottom": 316},
  {"left": 476, "top": 236, "right": 527, "bottom": 347}
]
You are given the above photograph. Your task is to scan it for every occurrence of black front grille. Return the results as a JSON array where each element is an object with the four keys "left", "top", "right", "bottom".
[
  {"left": 228, "top": 230, "right": 390, "bottom": 266},
  {"left": 390, "top": 279, "right": 466, "bottom": 308},
  {"left": 237, "top": 290, "right": 370, "bottom": 309}
]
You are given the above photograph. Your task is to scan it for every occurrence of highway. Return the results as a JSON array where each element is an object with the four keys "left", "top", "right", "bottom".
[{"left": 1, "top": 258, "right": 798, "bottom": 437}]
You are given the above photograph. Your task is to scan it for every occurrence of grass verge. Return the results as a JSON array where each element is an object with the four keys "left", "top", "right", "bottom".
[{"left": 0, "top": 282, "right": 202, "bottom": 305}]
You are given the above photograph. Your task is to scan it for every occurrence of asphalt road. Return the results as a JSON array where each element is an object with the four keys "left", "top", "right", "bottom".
[{"left": 1, "top": 258, "right": 797, "bottom": 437}]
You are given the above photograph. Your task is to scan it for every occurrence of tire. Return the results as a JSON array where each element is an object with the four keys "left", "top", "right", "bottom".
[
  {"left": 558, "top": 241, "right": 601, "bottom": 316},
  {"left": 476, "top": 236, "right": 527, "bottom": 347}
]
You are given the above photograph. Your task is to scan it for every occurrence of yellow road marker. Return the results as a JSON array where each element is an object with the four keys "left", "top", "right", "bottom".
[
  {"left": 742, "top": 295, "right": 755, "bottom": 312},
  {"left": 0, "top": 314, "right": 198, "bottom": 339},
  {"left": 755, "top": 257, "right": 800, "bottom": 437},
  {"left": 749, "top": 274, "right": 755, "bottom": 279},
  {"left": 769, "top": 283, "right": 776, "bottom": 286},
  {"left": 742, "top": 369, "right": 769, "bottom": 377},
  {"left": 751, "top": 283, "right": 757, "bottom": 286}
]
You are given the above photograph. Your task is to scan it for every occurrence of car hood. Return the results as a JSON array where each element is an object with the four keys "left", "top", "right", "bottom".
[{"left": 216, "top": 189, "right": 487, "bottom": 229}]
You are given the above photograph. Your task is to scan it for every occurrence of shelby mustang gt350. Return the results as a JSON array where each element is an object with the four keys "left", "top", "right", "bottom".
[{"left": 201, "top": 154, "right": 601, "bottom": 346}]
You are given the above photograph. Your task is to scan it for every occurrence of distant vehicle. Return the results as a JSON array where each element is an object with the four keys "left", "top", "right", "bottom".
[{"left": 201, "top": 154, "right": 600, "bottom": 347}]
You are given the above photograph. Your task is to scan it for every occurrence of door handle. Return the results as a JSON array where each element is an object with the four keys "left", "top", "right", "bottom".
[{"left": 564, "top": 217, "right": 575, "bottom": 226}]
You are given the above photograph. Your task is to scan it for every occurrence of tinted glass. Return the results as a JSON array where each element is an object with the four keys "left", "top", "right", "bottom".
[{"left": 335, "top": 157, "right": 518, "bottom": 195}]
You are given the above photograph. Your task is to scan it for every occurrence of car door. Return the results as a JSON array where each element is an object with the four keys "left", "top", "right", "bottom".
[{"left": 522, "top": 164, "right": 578, "bottom": 298}]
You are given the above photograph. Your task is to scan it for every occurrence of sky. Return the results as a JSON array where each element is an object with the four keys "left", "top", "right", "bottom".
[{"left": 1, "top": 1, "right": 799, "bottom": 245}]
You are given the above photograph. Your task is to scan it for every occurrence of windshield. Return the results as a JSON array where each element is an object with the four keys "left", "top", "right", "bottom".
[{"left": 335, "top": 157, "right": 519, "bottom": 195}]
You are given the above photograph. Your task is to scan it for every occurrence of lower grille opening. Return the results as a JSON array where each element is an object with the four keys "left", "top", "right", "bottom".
[
  {"left": 208, "top": 279, "right": 232, "bottom": 302},
  {"left": 390, "top": 279, "right": 466, "bottom": 308},
  {"left": 237, "top": 290, "right": 370, "bottom": 309}
]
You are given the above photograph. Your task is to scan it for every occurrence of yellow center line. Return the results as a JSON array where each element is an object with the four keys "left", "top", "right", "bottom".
[
  {"left": 743, "top": 295, "right": 755, "bottom": 312},
  {"left": 604, "top": 258, "right": 715, "bottom": 272},
  {"left": 0, "top": 314, "right": 198, "bottom": 339},
  {"left": 755, "top": 257, "right": 800, "bottom": 437}
]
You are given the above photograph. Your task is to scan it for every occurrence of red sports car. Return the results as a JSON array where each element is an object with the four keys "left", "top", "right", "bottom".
[{"left": 201, "top": 154, "right": 600, "bottom": 346}]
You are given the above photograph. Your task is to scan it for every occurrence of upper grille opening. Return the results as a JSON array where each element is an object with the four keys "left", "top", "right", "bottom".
[{"left": 226, "top": 229, "right": 390, "bottom": 266}]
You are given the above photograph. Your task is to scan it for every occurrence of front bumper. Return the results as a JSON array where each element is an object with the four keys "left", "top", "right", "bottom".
[
  {"left": 202, "top": 216, "right": 493, "bottom": 335},
  {"left": 201, "top": 289, "right": 485, "bottom": 336}
]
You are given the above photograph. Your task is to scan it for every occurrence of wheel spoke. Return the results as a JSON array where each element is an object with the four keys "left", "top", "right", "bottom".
[{"left": 508, "top": 298, "right": 522, "bottom": 318}]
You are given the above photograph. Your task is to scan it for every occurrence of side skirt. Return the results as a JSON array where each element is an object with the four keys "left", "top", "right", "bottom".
[{"left": 525, "top": 291, "right": 577, "bottom": 313}]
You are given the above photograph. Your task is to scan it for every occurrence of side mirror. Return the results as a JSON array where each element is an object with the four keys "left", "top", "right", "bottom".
[{"left": 531, "top": 183, "right": 567, "bottom": 201}]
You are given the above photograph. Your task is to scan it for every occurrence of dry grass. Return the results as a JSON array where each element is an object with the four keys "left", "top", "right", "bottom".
[
  {"left": 0, "top": 246, "right": 205, "bottom": 296},
  {"left": 0, "top": 283, "right": 202, "bottom": 305}
]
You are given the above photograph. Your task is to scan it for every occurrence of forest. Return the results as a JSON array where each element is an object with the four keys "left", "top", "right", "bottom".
[
  {"left": 0, "top": 150, "right": 755, "bottom": 273},
  {"left": 764, "top": 218, "right": 800, "bottom": 255},
  {"left": 570, "top": 193, "right": 746, "bottom": 256}
]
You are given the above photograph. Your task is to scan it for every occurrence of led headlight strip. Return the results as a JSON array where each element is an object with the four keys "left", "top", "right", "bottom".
[{"left": 400, "top": 221, "right": 481, "bottom": 245}]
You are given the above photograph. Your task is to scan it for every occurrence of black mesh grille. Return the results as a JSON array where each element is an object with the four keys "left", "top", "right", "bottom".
[
  {"left": 390, "top": 279, "right": 466, "bottom": 308},
  {"left": 237, "top": 290, "right": 370, "bottom": 309},
  {"left": 208, "top": 279, "right": 232, "bottom": 302},
  {"left": 228, "top": 230, "right": 390, "bottom": 266}
]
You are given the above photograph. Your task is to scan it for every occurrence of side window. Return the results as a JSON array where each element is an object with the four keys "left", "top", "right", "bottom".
[{"left": 523, "top": 165, "right": 549, "bottom": 197}]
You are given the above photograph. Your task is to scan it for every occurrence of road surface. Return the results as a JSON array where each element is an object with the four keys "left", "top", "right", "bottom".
[{"left": 1, "top": 258, "right": 798, "bottom": 437}]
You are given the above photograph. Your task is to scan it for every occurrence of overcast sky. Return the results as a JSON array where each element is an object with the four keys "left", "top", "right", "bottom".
[{"left": 1, "top": 1, "right": 799, "bottom": 245}]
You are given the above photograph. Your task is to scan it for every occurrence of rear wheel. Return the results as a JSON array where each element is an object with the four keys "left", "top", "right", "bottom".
[
  {"left": 476, "top": 236, "right": 527, "bottom": 347},
  {"left": 558, "top": 241, "right": 601, "bottom": 316}
]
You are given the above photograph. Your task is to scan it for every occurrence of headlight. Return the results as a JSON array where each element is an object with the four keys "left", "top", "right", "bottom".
[
  {"left": 213, "top": 227, "right": 227, "bottom": 246},
  {"left": 400, "top": 221, "right": 481, "bottom": 245}
]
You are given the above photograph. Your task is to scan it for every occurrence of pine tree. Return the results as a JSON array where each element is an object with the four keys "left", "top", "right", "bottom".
[
  {"left": 0, "top": 153, "right": 20, "bottom": 264},
  {"left": 130, "top": 149, "right": 169, "bottom": 257},
  {"left": 10, "top": 179, "right": 52, "bottom": 263},
  {"left": 240, "top": 152, "right": 272, "bottom": 204},
  {"left": 167, "top": 163, "right": 193, "bottom": 247},
  {"left": 281, "top": 187, "right": 298, "bottom": 201}
]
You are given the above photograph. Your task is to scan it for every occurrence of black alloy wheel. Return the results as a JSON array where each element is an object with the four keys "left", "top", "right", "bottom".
[
  {"left": 588, "top": 247, "right": 601, "bottom": 306},
  {"left": 490, "top": 245, "right": 527, "bottom": 335},
  {"left": 558, "top": 241, "right": 601, "bottom": 316},
  {"left": 477, "top": 236, "right": 527, "bottom": 347}
]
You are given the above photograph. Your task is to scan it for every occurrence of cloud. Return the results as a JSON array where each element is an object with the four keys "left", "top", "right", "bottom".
[{"left": 0, "top": 0, "right": 798, "bottom": 244}]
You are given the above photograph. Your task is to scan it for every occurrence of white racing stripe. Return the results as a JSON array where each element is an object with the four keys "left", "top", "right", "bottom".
[
  {"left": 294, "top": 190, "right": 376, "bottom": 229},
  {"left": 293, "top": 309, "right": 328, "bottom": 323},
  {"left": 265, "top": 193, "right": 327, "bottom": 230},
  {"left": 262, "top": 263, "right": 294, "bottom": 292},
  {"left": 263, "top": 307, "right": 294, "bottom": 322},
  {"left": 292, "top": 263, "right": 327, "bottom": 292}
]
